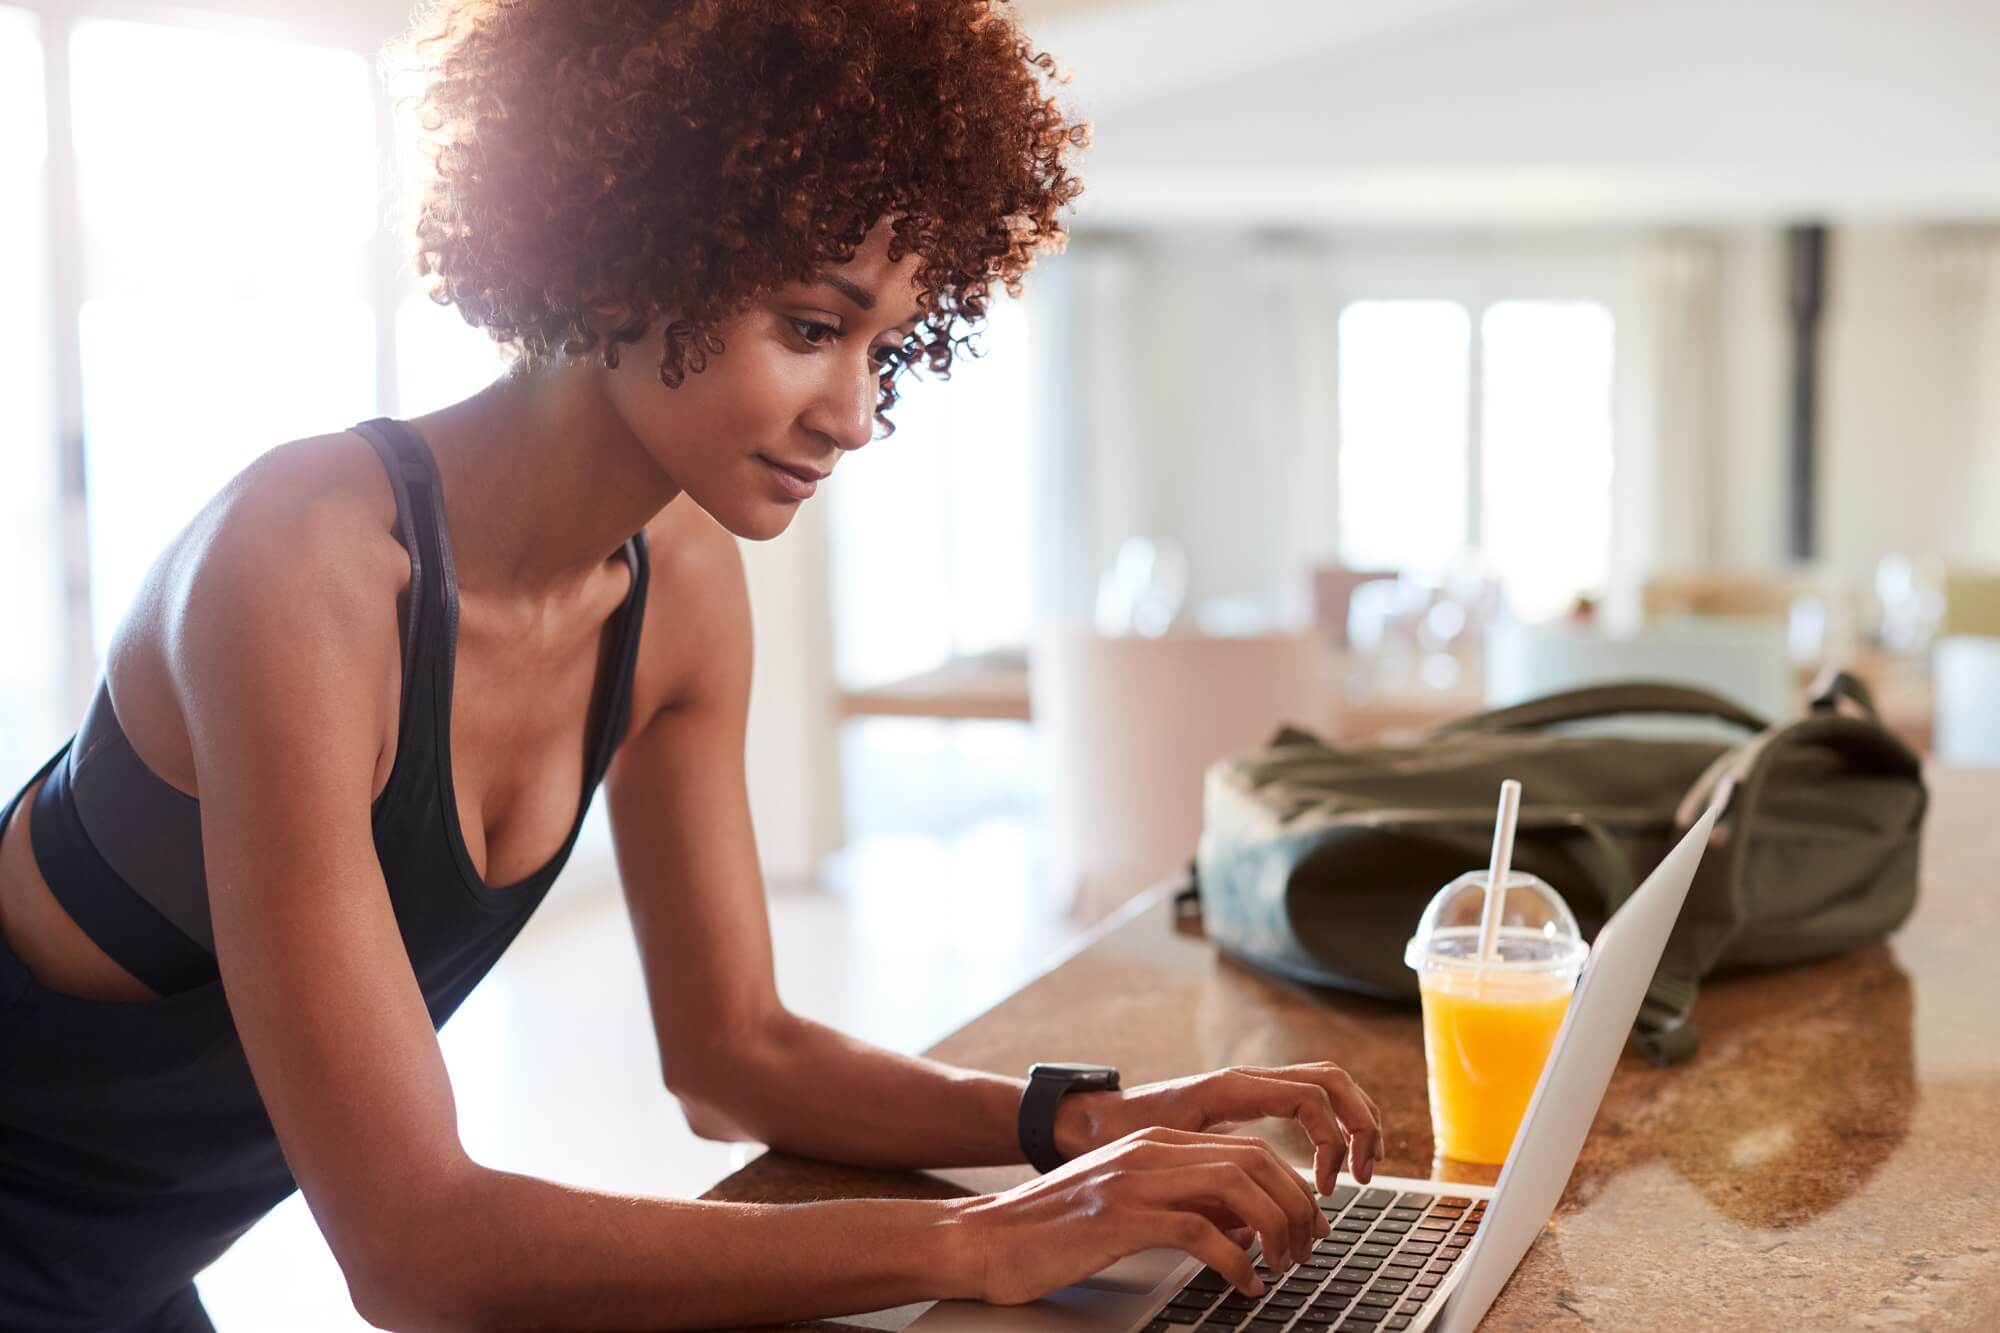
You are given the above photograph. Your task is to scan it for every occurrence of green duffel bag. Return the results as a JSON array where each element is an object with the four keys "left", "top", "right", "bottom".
[{"left": 1188, "top": 672, "right": 1927, "bottom": 1064}]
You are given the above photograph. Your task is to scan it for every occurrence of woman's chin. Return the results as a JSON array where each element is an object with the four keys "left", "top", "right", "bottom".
[{"left": 701, "top": 495, "right": 802, "bottom": 542}]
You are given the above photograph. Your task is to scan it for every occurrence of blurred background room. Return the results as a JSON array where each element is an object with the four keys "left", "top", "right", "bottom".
[{"left": 3, "top": 0, "right": 1999, "bottom": 1325}]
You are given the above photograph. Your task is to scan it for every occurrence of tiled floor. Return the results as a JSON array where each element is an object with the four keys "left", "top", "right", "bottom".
[{"left": 195, "top": 814, "right": 1081, "bottom": 1330}]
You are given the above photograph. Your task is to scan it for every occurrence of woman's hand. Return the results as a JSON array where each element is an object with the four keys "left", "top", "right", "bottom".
[
  {"left": 954, "top": 1125, "right": 1332, "bottom": 1305},
  {"left": 1054, "top": 1063, "right": 1384, "bottom": 1193}
]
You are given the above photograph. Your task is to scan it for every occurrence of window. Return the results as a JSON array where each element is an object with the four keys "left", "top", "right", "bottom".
[
  {"left": 0, "top": 5, "right": 63, "bottom": 779},
  {"left": 1336, "top": 301, "right": 1472, "bottom": 577},
  {"left": 1337, "top": 297, "right": 1616, "bottom": 619},
  {"left": 69, "top": 18, "right": 382, "bottom": 653},
  {"left": 824, "top": 299, "right": 1039, "bottom": 855},
  {"left": 826, "top": 296, "right": 1033, "bottom": 688},
  {"left": 1479, "top": 301, "right": 1615, "bottom": 620}
]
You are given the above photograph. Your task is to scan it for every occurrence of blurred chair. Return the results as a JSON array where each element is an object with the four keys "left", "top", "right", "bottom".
[
  {"left": 1031, "top": 627, "right": 1325, "bottom": 923},
  {"left": 1642, "top": 571, "right": 1806, "bottom": 619},
  {"left": 1485, "top": 615, "right": 1792, "bottom": 720},
  {"left": 1310, "top": 564, "right": 1397, "bottom": 648},
  {"left": 1932, "top": 636, "right": 2000, "bottom": 766},
  {"left": 1941, "top": 570, "right": 2000, "bottom": 639}
]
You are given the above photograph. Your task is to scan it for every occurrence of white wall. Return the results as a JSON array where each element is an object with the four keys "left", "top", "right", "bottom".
[{"left": 1821, "top": 227, "right": 2000, "bottom": 576}]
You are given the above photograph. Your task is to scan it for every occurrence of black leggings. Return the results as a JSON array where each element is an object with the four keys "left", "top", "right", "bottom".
[{"left": 0, "top": 755, "right": 237, "bottom": 1333}]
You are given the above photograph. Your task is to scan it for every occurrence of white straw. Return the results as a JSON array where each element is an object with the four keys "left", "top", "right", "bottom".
[{"left": 1476, "top": 779, "right": 1522, "bottom": 964}]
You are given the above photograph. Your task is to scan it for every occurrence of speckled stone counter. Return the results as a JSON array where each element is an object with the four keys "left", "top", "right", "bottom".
[{"left": 704, "top": 768, "right": 2000, "bottom": 1329}]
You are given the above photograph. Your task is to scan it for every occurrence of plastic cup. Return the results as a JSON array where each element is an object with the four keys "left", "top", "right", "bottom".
[{"left": 1403, "top": 871, "right": 1588, "bottom": 1165}]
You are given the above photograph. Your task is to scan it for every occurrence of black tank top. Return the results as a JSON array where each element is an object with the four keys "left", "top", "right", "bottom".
[{"left": 0, "top": 418, "right": 650, "bottom": 1328}]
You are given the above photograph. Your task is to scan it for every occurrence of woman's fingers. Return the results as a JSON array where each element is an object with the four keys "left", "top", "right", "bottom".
[
  {"left": 1117, "top": 1134, "right": 1326, "bottom": 1266},
  {"left": 1231, "top": 1064, "right": 1385, "bottom": 1183},
  {"left": 1119, "top": 1164, "right": 1296, "bottom": 1284},
  {"left": 1142, "top": 1210, "right": 1263, "bottom": 1296}
]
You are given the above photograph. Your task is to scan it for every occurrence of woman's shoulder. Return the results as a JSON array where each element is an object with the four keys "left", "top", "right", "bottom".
[
  {"left": 624, "top": 497, "right": 752, "bottom": 731},
  {"left": 132, "top": 431, "right": 412, "bottom": 653},
  {"left": 106, "top": 432, "right": 412, "bottom": 788}
]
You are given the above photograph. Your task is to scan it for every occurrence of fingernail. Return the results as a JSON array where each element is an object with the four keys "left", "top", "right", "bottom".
[{"left": 1251, "top": 1277, "right": 1266, "bottom": 1296}]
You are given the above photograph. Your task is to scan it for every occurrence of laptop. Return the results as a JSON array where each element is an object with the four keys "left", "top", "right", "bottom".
[{"left": 906, "top": 806, "right": 1718, "bottom": 1333}]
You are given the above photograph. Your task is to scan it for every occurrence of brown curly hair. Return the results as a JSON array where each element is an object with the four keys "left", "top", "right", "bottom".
[{"left": 397, "top": 0, "right": 1087, "bottom": 428}]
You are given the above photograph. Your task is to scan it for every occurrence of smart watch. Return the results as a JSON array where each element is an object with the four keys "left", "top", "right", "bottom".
[{"left": 1018, "top": 1061, "right": 1120, "bottom": 1174}]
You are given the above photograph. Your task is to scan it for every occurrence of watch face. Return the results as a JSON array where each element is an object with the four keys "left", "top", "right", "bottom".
[{"left": 1031, "top": 1062, "right": 1119, "bottom": 1088}]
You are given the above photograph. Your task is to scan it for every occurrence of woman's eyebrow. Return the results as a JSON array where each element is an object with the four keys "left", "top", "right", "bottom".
[{"left": 814, "top": 272, "right": 923, "bottom": 327}]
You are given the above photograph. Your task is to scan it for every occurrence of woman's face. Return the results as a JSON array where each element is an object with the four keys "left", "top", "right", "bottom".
[{"left": 601, "top": 217, "right": 928, "bottom": 540}]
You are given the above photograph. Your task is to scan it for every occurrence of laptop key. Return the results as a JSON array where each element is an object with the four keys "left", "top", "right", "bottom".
[
  {"left": 1380, "top": 1265, "right": 1420, "bottom": 1282},
  {"left": 1386, "top": 1318, "right": 1415, "bottom": 1330},
  {"left": 1265, "top": 1294, "right": 1307, "bottom": 1310},
  {"left": 1398, "top": 1300, "right": 1426, "bottom": 1315},
  {"left": 1247, "top": 1318, "right": 1287, "bottom": 1333},
  {"left": 1189, "top": 1271, "right": 1233, "bottom": 1293},
  {"left": 1394, "top": 1193, "right": 1434, "bottom": 1209},
  {"left": 1440, "top": 1197, "right": 1473, "bottom": 1208},
  {"left": 1385, "top": 1208, "right": 1425, "bottom": 1223},
  {"left": 1356, "top": 1189, "right": 1398, "bottom": 1209},
  {"left": 1356, "top": 1294, "right": 1396, "bottom": 1310},
  {"left": 1372, "top": 1220, "right": 1411, "bottom": 1235},
  {"left": 1321, "top": 1185, "right": 1360, "bottom": 1212},
  {"left": 1339, "top": 1255, "right": 1383, "bottom": 1272},
  {"left": 1355, "top": 1244, "right": 1396, "bottom": 1260},
  {"left": 1340, "top": 1309, "right": 1386, "bottom": 1326},
  {"left": 1372, "top": 1278, "right": 1411, "bottom": 1294},
  {"left": 1326, "top": 1281, "right": 1364, "bottom": 1297}
]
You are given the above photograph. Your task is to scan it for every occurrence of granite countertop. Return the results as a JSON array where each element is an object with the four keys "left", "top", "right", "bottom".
[{"left": 704, "top": 768, "right": 2000, "bottom": 1330}]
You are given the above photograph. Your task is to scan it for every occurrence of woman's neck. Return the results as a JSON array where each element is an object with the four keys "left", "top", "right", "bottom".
[{"left": 407, "top": 360, "right": 681, "bottom": 602}]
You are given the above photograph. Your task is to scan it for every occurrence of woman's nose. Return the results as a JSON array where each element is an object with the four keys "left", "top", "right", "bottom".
[{"left": 803, "top": 362, "right": 878, "bottom": 452}]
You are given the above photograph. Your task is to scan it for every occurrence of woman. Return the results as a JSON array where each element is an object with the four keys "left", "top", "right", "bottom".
[{"left": 0, "top": 2, "right": 1383, "bottom": 1328}]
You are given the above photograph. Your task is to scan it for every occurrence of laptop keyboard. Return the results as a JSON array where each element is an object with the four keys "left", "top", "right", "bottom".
[{"left": 1143, "top": 1187, "right": 1487, "bottom": 1333}]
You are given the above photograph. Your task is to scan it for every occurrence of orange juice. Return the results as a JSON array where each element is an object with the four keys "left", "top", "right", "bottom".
[{"left": 1418, "top": 971, "right": 1574, "bottom": 1164}]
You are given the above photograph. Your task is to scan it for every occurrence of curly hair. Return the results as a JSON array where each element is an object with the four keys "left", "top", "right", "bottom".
[{"left": 396, "top": 0, "right": 1087, "bottom": 427}]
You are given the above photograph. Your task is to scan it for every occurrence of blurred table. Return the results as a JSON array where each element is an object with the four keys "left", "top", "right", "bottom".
[
  {"left": 833, "top": 646, "right": 1937, "bottom": 754},
  {"left": 705, "top": 767, "right": 2000, "bottom": 1329},
  {"left": 837, "top": 650, "right": 1032, "bottom": 723}
]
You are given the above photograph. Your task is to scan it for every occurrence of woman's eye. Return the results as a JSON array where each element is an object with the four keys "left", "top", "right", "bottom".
[{"left": 789, "top": 318, "right": 838, "bottom": 346}]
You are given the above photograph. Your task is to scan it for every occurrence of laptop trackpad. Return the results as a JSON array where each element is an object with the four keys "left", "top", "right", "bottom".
[{"left": 1073, "top": 1248, "right": 1189, "bottom": 1294}]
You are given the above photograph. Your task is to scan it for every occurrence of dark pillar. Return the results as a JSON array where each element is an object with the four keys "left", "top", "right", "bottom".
[{"left": 1784, "top": 224, "right": 1830, "bottom": 562}]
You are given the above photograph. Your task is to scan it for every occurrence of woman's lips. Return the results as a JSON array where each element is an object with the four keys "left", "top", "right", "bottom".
[{"left": 757, "top": 454, "right": 821, "bottom": 499}]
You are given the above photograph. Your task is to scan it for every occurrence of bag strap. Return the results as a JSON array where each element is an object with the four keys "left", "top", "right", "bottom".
[
  {"left": 1634, "top": 971, "right": 1703, "bottom": 1065},
  {"left": 1433, "top": 682, "right": 1770, "bottom": 738},
  {"left": 1546, "top": 810, "right": 1705, "bottom": 1064},
  {"left": 1807, "top": 665, "right": 1880, "bottom": 720}
]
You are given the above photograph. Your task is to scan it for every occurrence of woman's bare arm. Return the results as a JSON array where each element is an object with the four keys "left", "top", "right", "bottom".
[
  {"left": 171, "top": 475, "right": 978, "bottom": 1330},
  {"left": 605, "top": 511, "right": 1094, "bottom": 1169}
]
